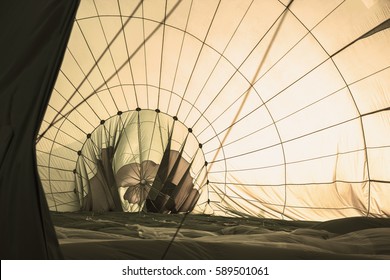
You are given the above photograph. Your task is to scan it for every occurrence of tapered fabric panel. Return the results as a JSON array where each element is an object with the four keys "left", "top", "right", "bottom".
[{"left": 0, "top": 0, "right": 79, "bottom": 259}]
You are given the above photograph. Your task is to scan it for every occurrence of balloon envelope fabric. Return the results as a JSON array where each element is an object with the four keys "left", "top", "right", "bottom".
[{"left": 36, "top": 0, "right": 390, "bottom": 221}]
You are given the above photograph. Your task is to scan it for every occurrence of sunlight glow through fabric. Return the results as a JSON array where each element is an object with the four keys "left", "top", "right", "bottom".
[{"left": 36, "top": 0, "right": 390, "bottom": 221}]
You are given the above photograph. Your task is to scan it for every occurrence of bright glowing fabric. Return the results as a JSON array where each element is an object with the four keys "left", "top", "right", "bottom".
[{"left": 37, "top": 0, "right": 390, "bottom": 220}]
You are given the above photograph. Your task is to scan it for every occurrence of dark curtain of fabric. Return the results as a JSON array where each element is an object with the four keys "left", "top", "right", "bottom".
[
  {"left": 145, "top": 150, "right": 199, "bottom": 214},
  {"left": 0, "top": 0, "right": 79, "bottom": 259}
]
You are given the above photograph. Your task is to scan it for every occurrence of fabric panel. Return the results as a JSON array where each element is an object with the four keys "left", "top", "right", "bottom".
[{"left": 0, "top": 0, "right": 79, "bottom": 259}]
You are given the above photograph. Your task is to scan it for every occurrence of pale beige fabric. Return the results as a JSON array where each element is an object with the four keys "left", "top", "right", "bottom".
[{"left": 37, "top": 0, "right": 390, "bottom": 220}]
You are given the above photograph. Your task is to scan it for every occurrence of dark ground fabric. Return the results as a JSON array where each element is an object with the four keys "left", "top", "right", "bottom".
[{"left": 53, "top": 212, "right": 390, "bottom": 260}]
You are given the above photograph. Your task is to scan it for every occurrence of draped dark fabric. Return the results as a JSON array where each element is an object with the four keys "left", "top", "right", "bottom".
[
  {"left": 145, "top": 150, "right": 199, "bottom": 214},
  {"left": 0, "top": 0, "right": 79, "bottom": 259},
  {"left": 82, "top": 147, "right": 123, "bottom": 212}
]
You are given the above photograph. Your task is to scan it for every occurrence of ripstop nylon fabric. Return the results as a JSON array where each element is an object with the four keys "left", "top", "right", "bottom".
[{"left": 36, "top": 0, "right": 390, "bottom": 221}]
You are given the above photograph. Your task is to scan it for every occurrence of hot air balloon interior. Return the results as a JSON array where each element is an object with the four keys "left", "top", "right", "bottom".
[{"left": 33, "top": 0, "right": 390, "bottom": 259}]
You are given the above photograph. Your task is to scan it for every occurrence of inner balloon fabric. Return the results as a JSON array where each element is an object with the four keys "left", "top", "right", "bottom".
[
  {"left": 36, "top": 0, "right": 390, "bottom": 220},
  {"left": 75, "top": 110, "right": 204, "bottom": 213}
]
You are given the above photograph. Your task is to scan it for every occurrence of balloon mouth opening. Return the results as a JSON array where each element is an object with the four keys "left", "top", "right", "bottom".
[{"left": 74, "top": 109, "right": 207, "bottom": 214}]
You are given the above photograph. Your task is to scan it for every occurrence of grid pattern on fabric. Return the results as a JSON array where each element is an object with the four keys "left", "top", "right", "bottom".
[{"left": 36, "top": 0, "right": 390, "bottom": 221}]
